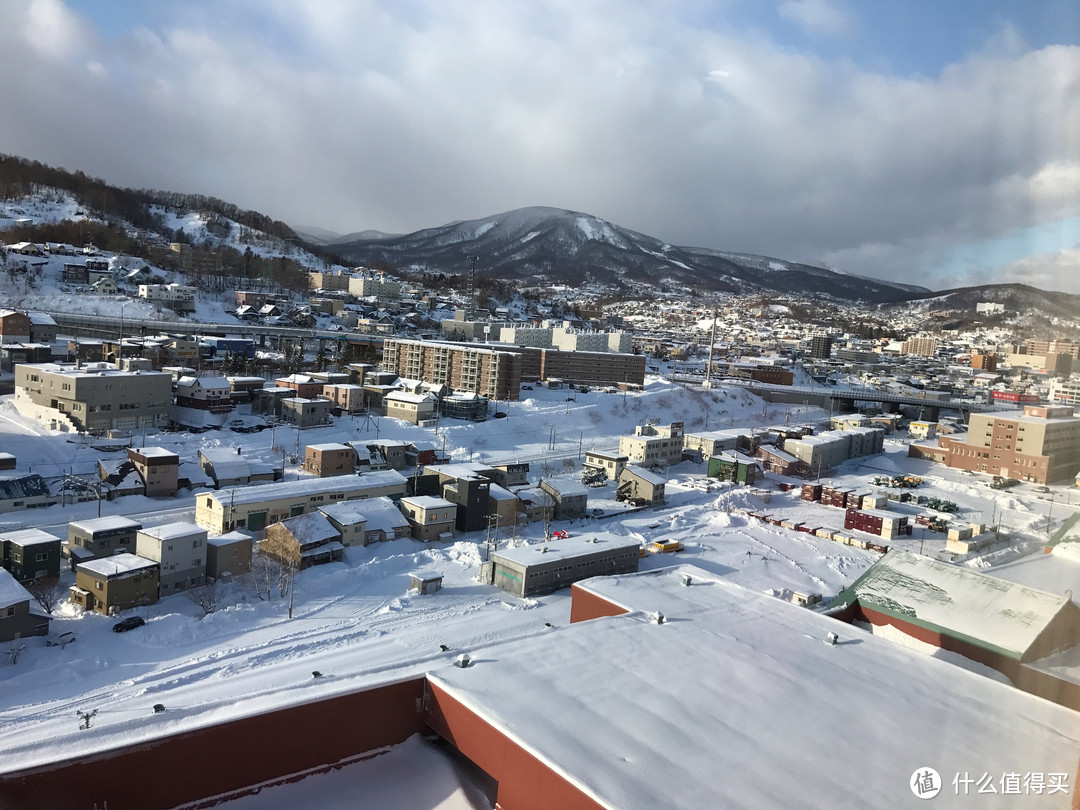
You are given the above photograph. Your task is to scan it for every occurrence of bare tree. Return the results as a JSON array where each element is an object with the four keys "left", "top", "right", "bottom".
[
  {"left": 186, "top": 578, "right": 222, "bottom": 617},
  {"left": 6, "top": 644, "right": 26, "bottom": 666},
  {"left": 26, "top": 577, "right": 67, "bottom": 615}
]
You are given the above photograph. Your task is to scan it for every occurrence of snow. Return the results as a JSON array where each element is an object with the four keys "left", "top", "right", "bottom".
[
  {"left": 842, "top": 550, "right": 1068, "bottom": 658},
  {"left": 77, "top": 552, "right": 157, "bottom": 577},
  {"left": 0, "top": 568, "right": 33, "bottom": 609},
  {"left": 68, "top": 515, "right": 142, "bottom": 533},
  {"left": 138, "top": 522, "right": 203, "bottom": 542},
  {"left": 492, "top": 532, "right": 639, "bottom": 566},
  {"left": 0, "top": 528, "right": 59, "bottom": 546}
]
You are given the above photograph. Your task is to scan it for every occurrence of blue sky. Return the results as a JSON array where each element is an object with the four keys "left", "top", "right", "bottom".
[{"left": 2, "top": 0, "right": 1079, "bottom": 292}]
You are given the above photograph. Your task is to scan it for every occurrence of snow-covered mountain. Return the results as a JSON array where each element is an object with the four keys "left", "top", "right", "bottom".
[{"left": 330, "top": 206, "right": 929, "bottom": 302}]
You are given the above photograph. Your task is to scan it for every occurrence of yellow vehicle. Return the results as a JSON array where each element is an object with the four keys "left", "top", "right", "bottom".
[{"left": 649, "top": 539, "right": 685, "bottom": 554}]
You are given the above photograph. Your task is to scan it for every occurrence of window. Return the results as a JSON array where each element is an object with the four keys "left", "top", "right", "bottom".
[
  {"left": 35, "top": 551, "right": 48, "bottom": 563},
  {"left": 95, "top": 581, "right": 103, "bottom": 591}
]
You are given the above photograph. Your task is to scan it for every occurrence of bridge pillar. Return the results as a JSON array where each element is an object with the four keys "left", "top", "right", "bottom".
[
  {"left": 881, "top": 401, "right": 899, "bottom": 414},
  {"left": 924, "top": 405, "right": 940, "bottom": 422}
]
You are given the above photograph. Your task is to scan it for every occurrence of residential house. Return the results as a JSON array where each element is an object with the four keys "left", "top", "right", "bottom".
[
  {"left": 0, "top": 471, "right": 57, "bottom": 513},
  {"left": 262, "top": 513, "right": 343, "bottom": 570},
  {"left": 582, "top": 450, "right": 628, "bottom": 482},
  {"left": 70, "top": 553, "right": 159, "bottom": 615},
  {"left": 205, "top": 531, "right": 254, "bottom": 580},
  {"left": 0, "top": 569, "right": 49, "bottom": 642},
  {"left": 1, "top": 529, "right": 62, "bottom": 583},
  {"left": 384, "top": 391, "right": 438, "bottom": 425},
  {"left": 398, "top": 496, "right": 457, "bottom": 541},
  {"left": 619, "top": 422, "right": 685, "bottom": 468},
  {"left": 539, "top": 479, "right": 589, "bottom": 520},
  {"left": 197, "top": 448, "right": 282, "bottom": 489},
  {"left": 135, "top": 522, "right": 207, "bottom": 595},
  {"left": 66, "top": 516, "right": 142, "bottom": 568},
  {"left": 616, "top": 466, "right": 666, "bottom": 507},
  {"left": 175, "top": 376, "right": 234, "bottom": 413},
  {"left": 515, "top": 487, "right": 555, "bottom": 523}
]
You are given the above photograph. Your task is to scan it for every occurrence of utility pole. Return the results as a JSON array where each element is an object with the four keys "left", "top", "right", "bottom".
[{"left": 704, "top": 307, "right": 718, "bottom": 389}]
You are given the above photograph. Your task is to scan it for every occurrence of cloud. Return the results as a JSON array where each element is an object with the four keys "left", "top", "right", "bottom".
[
  {"left": 0, "top": 1, "right": 1076, "bottom": 294},
  {"left": 778, "top": 0, "right": 854, "bottom": 38}
]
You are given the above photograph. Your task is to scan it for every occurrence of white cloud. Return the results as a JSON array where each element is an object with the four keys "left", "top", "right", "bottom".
[
  {"left": 778, "top": 0, "right": 853, "bottom": 38},
  {"left": 0, "top": 1, "right": 1076, "bottom": 294}
]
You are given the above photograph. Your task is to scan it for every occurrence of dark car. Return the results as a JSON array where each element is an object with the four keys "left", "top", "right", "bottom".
[
  {"left": 493, "top": 411, "right": 508, "bottom": 419},
  {"left": 112, "top": 616, "right": 145, "bottom": 633}
]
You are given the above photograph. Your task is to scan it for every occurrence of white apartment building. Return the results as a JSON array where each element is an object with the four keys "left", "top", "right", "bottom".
[
  {"left": 138, "top": 283, "right": 196, "bottom": 313},
  {"left": 348, "top": 274, "right": 402, "bottom": 300},
  {"left": 1048, "top": 376, "right": 1080, "bottom": 407}
]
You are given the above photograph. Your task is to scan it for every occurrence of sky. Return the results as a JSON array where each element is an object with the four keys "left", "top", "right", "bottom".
[{"left": 0, "top": 0, "right": 1078, "bottom": 293}]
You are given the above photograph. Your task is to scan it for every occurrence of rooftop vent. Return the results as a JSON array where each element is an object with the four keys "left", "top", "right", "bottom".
[{"left": 455, "top": 653, "right": 472, "bottom": 668}]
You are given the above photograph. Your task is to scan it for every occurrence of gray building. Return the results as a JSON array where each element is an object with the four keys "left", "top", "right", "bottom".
[
  {"left": 539, "top": 479, "right": 589, "bottom": 520},
  {"left": 489, "top": 533, "right": 640, "bottom": 598},
  {"left": 67, "top": 516, "right": 142, "bottom": 568}
]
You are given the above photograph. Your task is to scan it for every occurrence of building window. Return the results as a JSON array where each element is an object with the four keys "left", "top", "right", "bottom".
[{"left": 95, "top": 581, "right": 103, "bottom": 591}]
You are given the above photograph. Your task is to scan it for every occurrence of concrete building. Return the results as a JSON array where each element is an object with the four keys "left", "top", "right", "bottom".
[
  {"left": 683, "top": 429, "right": 747, "bottom": 459},
  {"left": 381, "top": 339, "right": 521, "bottom": 401},
  {"left": 198, "top": 449, "right": 282, "bottom": 489},
  {"left": 13, "top": 362, "right": 172, "bottom": 433},
  {"left": 619, "top": 421, "right": 685, "bottom": 467},
  {"left": 0, "top": 471, "right": 57, "bottom": 514},
  {"left": 348, "top": 274, "right": 402, "bottom": 300},
  {"left": 135, "top": 522, "right": 207, "bottom": 594},
  {"left": 138, "top": 283, "right": 196, "bottom": 313},
  {"left": 70, "top": 553, "right": 159, "bottom": 615},
  {"left": 195, "top": 471, "right": 408, "bottom": 534},
  {"left": 809, "top": 334, "right": 833, "bottom": 359},
  {"left": 419, "top": 464, "right": 493, "bottom": 532},
  {"left": 488, "top": 533, "right": 640, "bottom": 598},
  {"left": 1048, "top": 376, "right": 1080, "bottom": 407},
  {"left": 128, "top": 447, "right": 180, "bottom": 497},
  {"left": 538, "top": 348, "right": 646, "bottom": 388},
  {"left": 304, "top": 443, "right": 356, "bottom": 477},
  {"left": 916, "top": 404, "right": 1080, "bottom": 484},
  {"left": 784, "top": 432, "right": 853, "bottom": 473},
  {"left": 398, "top": 496, "right": 457, "bottom": 541},
  {"left": 321, "top": 383, "right": 365, "bottom": 414},
  {"left": 901, "top": 336, "right": 940, "bottom": 357},
  {"left": 0, "top": 310, "right": 31, "bottom": 344},
  {"left": 66, "top": 516, "right": 142, "bottom": 568}
]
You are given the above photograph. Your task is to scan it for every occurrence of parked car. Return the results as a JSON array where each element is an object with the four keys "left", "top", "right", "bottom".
[{"left": 112, "top": 616, "right": 145, "bottom": 633}]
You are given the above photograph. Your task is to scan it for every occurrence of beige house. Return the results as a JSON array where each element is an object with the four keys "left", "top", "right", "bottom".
[
  {"left": 616, "top": 466, "right": 666, "bottom": 507},
  {"left": 194, "top": 470, "right": 408, "bottom": 534},
  {"left": 261, "top": 513, "right": 343, "bottom": 570},
  {"left": 13, "top": 362, "right": 172, "bottom": 433},
  {"left": 70, "top": 553, "right": 159, "bottom": 615},
  {"left": 138, "top": 283, "right": 196, "bottom": 313},
  {"left": 398, "top": 496, "right": 457, "bottom": 541},
  {"left": 322, "top": 383, "right": 365, "bottom": 414},
  {"left": 583, "top": 450, "right": 628, "bottom": 482},
  {"left": 384, "top": 391, "right": 438, "bottom": 425}
]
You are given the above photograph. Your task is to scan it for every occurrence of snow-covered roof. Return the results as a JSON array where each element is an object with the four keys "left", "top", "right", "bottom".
[
  {"left": 836, "top": 550, "right": 1070, "bottom": 659},
  {"left": 68, "top": 516, "right": 141, "bottom": 534},
  {"left": 207, "top": 530, "right": 254, "bottom": 547},
  {"left": 131, "top": 446, "right": 177, "bottom": 459},
  {"left": 487, "top": 483, "right": 518, "bottom": 502},
  {"left": 138, "top": 522, "right": 205, "bottom": 542},
  {"left": 0, "top": 568, "right": 32, "bottom": 609},
  {"left": 206, "top": 470, "right": 406, "bottom": 507},
  {"left": 493, "top": 533, "right": 639, "bottom": 566},
  {"left": 402, "top": 495, "right": 456, "bottom": 510},
  {"left": 430, "top": 564, "right": 1080, "bottom": 809},
  {"left": 280, "top": 512, "right": 340, "bottom": 544},
  {"left": 0, "top": 528, "right": 59, "bottom": 547},
  {"left": 307, "top": 443, "right": 352, "bottom": 453},
  {"left": 621, "top": 465, "right": 665, "bottom": 486},
  {"left": 77, "top": 553, "right": 158, "bottom": 578}
]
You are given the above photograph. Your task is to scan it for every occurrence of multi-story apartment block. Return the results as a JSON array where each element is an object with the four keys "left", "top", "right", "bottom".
[
  {"left": 1048, "top": 376, "right": 1080, "bottom": 407},
  {"left": 901, "top": 336, "right": 940, "bottom": 357},
  {"left": 308, "top": 270, "right": 351, "bottom": 292},
  {"left": 381, "top": 339, "right": 521, "bottom": 401},
  {"left": 539, "top": 349, "right": 646, "bottom": 387},
  {"left": 1023, "top": 340, "right": 1080, "bottom": 360},
  {"left": 14, "top": 363, "right": 172, "bottom": 433},
  {"left": 138, "top": 283, "right": 196, "bottom": 313},
  {"left": 809, "top": 334, "right": 833, "bottom": 359},
  {"left": 348, "top": 274, "right": 402, "bottom": 300},
  {"left": 971, "top": 351, "right": 999, "bottom": 372},
  {"left": 619, "top": 422, "right": 685, "bottom": 467},
  {"left": 917, "top": 405, "right": 1080, "bottom": 484},
  {"left": 128, "top": 447, "right": 179, "bottom": 497}
]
